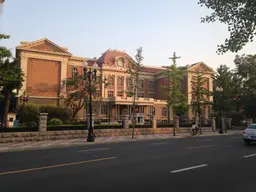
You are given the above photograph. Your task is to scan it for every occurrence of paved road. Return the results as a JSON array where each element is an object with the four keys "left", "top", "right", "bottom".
[{"left": 0, "top": 134, "right": 255, "bottom": 192}]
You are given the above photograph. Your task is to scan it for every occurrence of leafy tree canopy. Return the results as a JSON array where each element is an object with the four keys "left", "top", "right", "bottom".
[{"left": 199, "top": 0, "right": 256, "bottom": 54}]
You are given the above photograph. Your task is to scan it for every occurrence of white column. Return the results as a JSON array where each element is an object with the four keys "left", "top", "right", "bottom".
[
  {"left": 60, "top": 59, "right": 68, "bottom": 98},
  {"left": 19, "top": 54, "right": 28, "bottom": 97},
  {"left": 114, "top": 75, "right": 117, "bottom": 97},
  {"left": 123, "top": 76, "right": 127, "bottom": 98}
]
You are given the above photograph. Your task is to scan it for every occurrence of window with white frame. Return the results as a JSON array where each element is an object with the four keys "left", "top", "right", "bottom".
[{"left": 108, "top": 91, "right": 114, "bottom": 98}]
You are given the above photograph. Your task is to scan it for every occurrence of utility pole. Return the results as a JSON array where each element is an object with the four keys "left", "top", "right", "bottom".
[{"left": 167, "top": 52, "right": 181, "bottom": 124}]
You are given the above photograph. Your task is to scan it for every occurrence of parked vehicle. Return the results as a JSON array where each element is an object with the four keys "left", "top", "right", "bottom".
[{"left": 242, "top": 124, "right": 256, "bottom": 145}]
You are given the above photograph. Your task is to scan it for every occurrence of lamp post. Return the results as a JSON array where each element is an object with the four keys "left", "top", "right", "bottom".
[
  {"left": 18, "top": 91, "right": 29, "bottom": 122},
  {"left": 82, "top": 60, "right": 98, "bottom": 142},
  {"left": 20, "top": 90, "right": 29, "bottom": 104},
  {"left": 216, "top": 86, "right": 224, "bottom": 134}
]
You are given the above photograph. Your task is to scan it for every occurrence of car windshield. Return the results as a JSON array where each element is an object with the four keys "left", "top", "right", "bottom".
[{"left": 248, "top": 124, "right": 256, "bottom": 129}]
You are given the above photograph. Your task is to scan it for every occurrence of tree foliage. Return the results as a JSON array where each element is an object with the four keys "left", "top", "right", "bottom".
[
  {"left": 161, "top": 53, "right": 187, "bottom": 136},
  {"left": 161, "top": 64, "right": 187, "bottom": 116},
  {"left": 233, "top": 54, "right": 256, "bottom": 119},
  {"left": 199, "top": 0, "right": 256, "bottom": 54},
  {"left": 127, "top": 47, "right": 143, "bottom": 139},
  {"left": 0, "top": 34, "right": 24, "bottom": 128},
  {"left": 213, "top": 64, "right": 234, "bottom": 114},
  {"left": 190, "top": 69, "right": 212, "bottom": 131},
  {"left": 62, "top": 70, "right": 100, "bottom": 121}
]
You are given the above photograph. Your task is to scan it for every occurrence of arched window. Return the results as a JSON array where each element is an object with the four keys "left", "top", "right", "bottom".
[
  {"left": 108, "top": 76, "right": 114, "bottom": 86},
  {"left": 118, "top": 77, "right": 123, "bottom": 86},
  {"left": 126, "top": 78, "right": 133, "bottom": 88}
]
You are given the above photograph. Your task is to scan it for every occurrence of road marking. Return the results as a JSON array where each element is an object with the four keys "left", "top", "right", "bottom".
[
  {"left": 151, "top": 142, "right": 172, "bottom": 145},
  {"left": 196, "top": 139, "right": 212, "bottom": 142},
  {"left": 243, "top": 153, "right": 256, "bottom": 158},
  {"left": 77, "top": 148, "right": 109, "bottom": 153},
  {"left": 185, "top": 145, "right": 217, "bottom": 150},
  {"left": 170, "top": 164, "right": 208, "bottom": 173},
  {"left": 0, "top": 157, "right": 116, "bottom": 176}
]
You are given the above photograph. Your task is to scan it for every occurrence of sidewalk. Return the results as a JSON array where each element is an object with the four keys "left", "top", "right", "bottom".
[{"left": 0, "top": 130, "right": 241, "bottom": 153}]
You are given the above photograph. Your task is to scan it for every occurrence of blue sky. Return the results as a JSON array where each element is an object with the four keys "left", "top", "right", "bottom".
[{"left": 0, "top": 0, "right": 255, "bottom": 70}]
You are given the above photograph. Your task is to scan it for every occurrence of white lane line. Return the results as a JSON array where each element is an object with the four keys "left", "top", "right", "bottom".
[
  {"left": 77, "top": 148, "right": 109, "bottom": 153},
  {"left": 151, "top": 142, "right": 172, "bottom": 145},
  {"left": 243, "top": 153, "right": 256, "bottom": 158},
  {"left": 170, "top": 164, "right": 208, "bottom": 173},
  {"left": 185, "top": 145, "right": 217, "bottom": 150},
  {"left": 196, "top": 139, "right": 213, "bottom": 142}
]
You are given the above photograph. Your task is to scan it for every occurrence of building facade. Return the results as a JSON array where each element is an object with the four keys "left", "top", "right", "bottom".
[{"left": 16, "top": 38, "right": 214, "bottom": 123}]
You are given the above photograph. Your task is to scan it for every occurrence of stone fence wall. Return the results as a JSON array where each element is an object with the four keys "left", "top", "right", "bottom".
[{"left": 0, "top": 127, "right": 213, "bottom": 143}]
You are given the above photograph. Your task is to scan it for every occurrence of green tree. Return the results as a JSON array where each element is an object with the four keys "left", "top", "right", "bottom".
[
  {"left": 234, "top": 54, "right": 256, "bottom": 120},
  {"left": 62, "top": 71, "right": 97, "bottom": 122},
  {"left": 127, "top": 47, "right": 143, "bottom": 139},
  {"left": 213, "top": 64, "right": 234, "bottom": 133},
  {"left": 190, "top": 69, "right": 212, "bottom": 133},
  {"left": 161, "top": 53, "right": 187, "bottom": 136},
  {"left": 198, "top": 0, "right": 256, "bottom": 54},
  {"left": 0, "top": 34, "right": 24, "bottom": 128}
]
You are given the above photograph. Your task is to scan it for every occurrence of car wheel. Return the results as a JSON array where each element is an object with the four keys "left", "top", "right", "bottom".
[{"left": 244, "top": 140, "right": 251, "bottom": 145}]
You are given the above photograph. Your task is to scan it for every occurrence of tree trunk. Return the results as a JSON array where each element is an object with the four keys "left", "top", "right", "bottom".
[
  {"left": 198, "top": 111, "right": 202, "bottom": 134},
  {"left": 173, "top": 113, "right": 176, "bottom": 136},
  {"left": 2, "top": 91, "right": 11, "bottom": 128}
]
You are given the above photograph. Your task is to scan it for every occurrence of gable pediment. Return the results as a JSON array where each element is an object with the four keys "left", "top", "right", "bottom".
[
  {"left": 16, "top": 38, "right": 72, "bottom": 55},
  {"left": 188, "top": 62, "right": 214, "bottom": 74}
]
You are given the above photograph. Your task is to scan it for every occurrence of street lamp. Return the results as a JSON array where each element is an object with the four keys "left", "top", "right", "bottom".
[
  {"left": 216, "top": 86, "right": 224, "bottom": 134},
  {"left": 82, "top": 60, "right": 98, "bottom": 142},
  {"left": 19, "top": 90, "right": 29, "bottom": 104}
]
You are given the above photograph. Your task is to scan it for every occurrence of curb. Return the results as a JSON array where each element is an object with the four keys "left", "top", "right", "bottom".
[{"left": 0, "top": 132, "right": 241, "bottom": 153}]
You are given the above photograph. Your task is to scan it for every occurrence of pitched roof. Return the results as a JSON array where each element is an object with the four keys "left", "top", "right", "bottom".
[
  {"left": 16, "top": 38, "right": 72, "bottom": 55},
  {"left": 97, "top": 49, "right": 132, "bottom": 64}
]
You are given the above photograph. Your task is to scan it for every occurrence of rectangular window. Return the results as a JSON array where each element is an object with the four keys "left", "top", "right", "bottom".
[
  {"left": 138, "top": 80, "right": 144, "bottom": 89},
  {"left": 148, "top": 93, "right": 155, "bottom": 98},
  {"left": 149, "top": 81, "right": 155, "bottom": 89},
  {"left": 127, "top": 78, "right": 133, "bottom": 88},
  {"left": 118, "top": 77, "right": 123, "bottom": 87},
  {"left": 108, "top": 91, "right": 114, "bottom": 98},
  {"left": 101, "top": 105, "right": 108, "bottom": 115},
  {"left": 137, "top": 92, "right": 144, "bottom": 98},
  {"left": 138, "top": 106, "right": 144, "bottom": 113},
  {"left": 117, "top": 91, "right": 123, "bottom": 97}
]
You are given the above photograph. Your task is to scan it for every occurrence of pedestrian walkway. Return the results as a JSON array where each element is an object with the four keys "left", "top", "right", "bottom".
[{"left": 0, "top": 130, "right": 241, "bottom": 153}]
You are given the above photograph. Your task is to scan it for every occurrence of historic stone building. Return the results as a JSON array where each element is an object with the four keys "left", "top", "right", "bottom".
[{"left": 16, "top": 38, "right": 214, "bottom": 123}]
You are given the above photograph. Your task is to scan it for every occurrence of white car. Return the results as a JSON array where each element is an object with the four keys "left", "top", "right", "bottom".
[{"left": 242, "top": 124, "right": 256, "bottom": 145}]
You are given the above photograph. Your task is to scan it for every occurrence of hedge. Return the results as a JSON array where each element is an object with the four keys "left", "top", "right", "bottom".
[{"left": 16, "top": 104, "right": 72, "bottom": 126}]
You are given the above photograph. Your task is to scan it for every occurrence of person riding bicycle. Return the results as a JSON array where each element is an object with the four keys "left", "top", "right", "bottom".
[{"left": 192, "top": 122, "right": 197, "bottom": 136}]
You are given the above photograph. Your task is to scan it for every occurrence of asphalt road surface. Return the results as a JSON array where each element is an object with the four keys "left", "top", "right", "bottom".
[{"left": 0, "top": 134, "right": 255, "bottom": 192}]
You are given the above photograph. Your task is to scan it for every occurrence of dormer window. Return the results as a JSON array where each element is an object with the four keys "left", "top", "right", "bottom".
[{"left": 117, "top": 58, "right": 124, "bottom": 67}]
